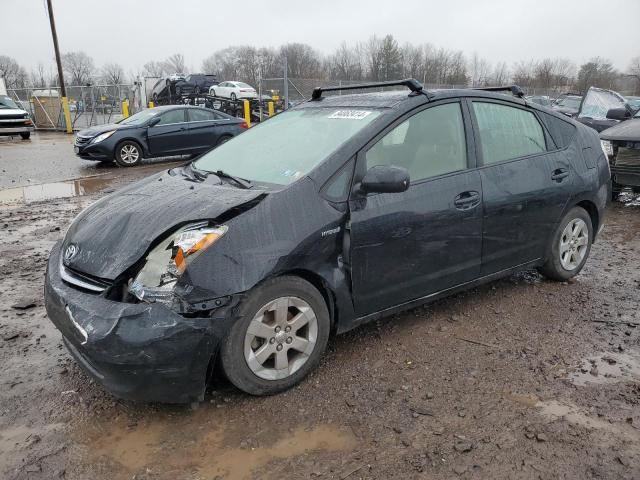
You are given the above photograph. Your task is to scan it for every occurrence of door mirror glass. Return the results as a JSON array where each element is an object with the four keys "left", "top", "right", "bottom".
[
  {"left": 360, "top": 165, "right": 410, "bottom": 194},
  {"left": 148, "top": 116, "right": 161, "bottom": 127},
  {"left": 606, "top": 107, "right": 631, "bottom": 121}
]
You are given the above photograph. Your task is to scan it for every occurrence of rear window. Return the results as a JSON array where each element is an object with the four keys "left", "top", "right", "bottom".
[
  {"left": 538, "top": 112, "right": 577, "bottom": 149},
  {"left": 473, "top": 102, "right": 546, "bottom": 164}
]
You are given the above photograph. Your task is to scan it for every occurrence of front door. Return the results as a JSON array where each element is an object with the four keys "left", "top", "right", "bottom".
[
  {"left": 147, "top": 108, "right": 189, "bottom": 155},
  {"left": 349, "top": 101, "right": 483, "bottom": 316},
  {"left": 469, "top": 100, "right": 573, "bottom": 275}
]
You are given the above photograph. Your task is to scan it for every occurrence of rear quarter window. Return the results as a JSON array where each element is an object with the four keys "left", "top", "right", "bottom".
[{"left": 537, "top": 111, "right": 577, "bottom": 149}]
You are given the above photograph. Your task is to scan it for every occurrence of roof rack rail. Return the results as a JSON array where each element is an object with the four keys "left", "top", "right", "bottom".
[
  {"left": 311, "top": 78, "right": 424, "bottom": 100},
  {"left": 473, "top": 85, "right": 525, "bottom": 98}
]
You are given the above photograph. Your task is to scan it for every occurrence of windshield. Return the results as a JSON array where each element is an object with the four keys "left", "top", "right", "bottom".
[
  {"left": 195, "top": 108, "right": 381, "bottom": 185},
  {"left": 119, "top": 109, "right": 158, "bottom": 126},
  {"left": 556, "top": 97, "right": 581, "bottom": 109},
  {"left": 0, "top": 95, "right": 20, "bottom": 110}
]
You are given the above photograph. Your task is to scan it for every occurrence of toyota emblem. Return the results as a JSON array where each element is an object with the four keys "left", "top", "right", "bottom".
[{"left": 64, "top": 244, "right": 78, "bottom": 263}]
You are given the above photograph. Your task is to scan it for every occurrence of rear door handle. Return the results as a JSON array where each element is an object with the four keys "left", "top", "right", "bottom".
[
  {"left": 454, "top": 191, "right": 480, "bottom": 210},
  {"left": 551, "top": 168, "right": 570, "bottom": 182}
]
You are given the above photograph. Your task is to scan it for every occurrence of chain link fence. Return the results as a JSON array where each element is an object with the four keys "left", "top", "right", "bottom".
[{"left": 7, "top": 84, "right": 141, "bottom": 131}]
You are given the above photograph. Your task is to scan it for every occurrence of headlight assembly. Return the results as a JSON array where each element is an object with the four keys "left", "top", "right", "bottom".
[
  {"left": 91, "top": 130, "right": 116, "bottom": 144},
  {"left": 129, "top": 223, "right": 228, "bottom": 304}
]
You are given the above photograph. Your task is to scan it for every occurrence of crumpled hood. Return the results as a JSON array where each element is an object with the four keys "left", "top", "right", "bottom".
[
  {"left": 77, "top": 123, "right": 132, "bottom": 137},
  {"left": 62, "top": 171, "right": 265, "bottom": 280},
  {"left": 600, "top": 118, "right": 640, "bottom": 142}
]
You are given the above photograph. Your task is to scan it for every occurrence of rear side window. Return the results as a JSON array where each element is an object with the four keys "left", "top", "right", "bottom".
[
  {"left": 366, "top": 102, "right": 467, "bottom": 182},
  {"left": 188, "top": 109, "right": 217, "bottom": 122},
  {"left": 473, "top": 102, "right": 546, "bottom": 164},
  {"left": 537, "top": 111, "right": 577, "bottom": 149}
]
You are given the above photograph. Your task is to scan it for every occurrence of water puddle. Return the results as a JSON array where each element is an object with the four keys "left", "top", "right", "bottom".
[
  {"left": 569, "top": 351, "right": 640, "bottom": 386},
  {"left": 81, "top": 410, "right": 357, "bottom": 480},
  {"left": 0, "top": 175, "right": 117, "bottom": 205}
]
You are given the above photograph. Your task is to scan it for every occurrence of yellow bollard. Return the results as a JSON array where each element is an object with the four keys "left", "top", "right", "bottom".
[
  {"left": 149, "top": 101, "right": 155, "bottom": 108},
  {"left": 267, "top": 101, "right": 274, "bottom": 117},
  {"left": 243, "top": 100, "right": 251, "bottom": 128},
  {"left": 61, "top": 96, "right": 73, "bottom": 134},
  {"left": 122, "top": 99, "right": 129, "bottom": 118}
]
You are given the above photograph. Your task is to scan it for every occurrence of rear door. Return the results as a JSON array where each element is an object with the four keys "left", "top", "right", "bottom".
[
  {"left": 186, "top": 108, "right": 225, "bottom": 151},
  {"left": 349, "top": 100, "right": 483, "bottom": 315},
  {"left": 146, "top": 108, "right": 190, "bottom": 155},
  {"left": 469, "top": 99, "right": 573, "bottom": 275}
]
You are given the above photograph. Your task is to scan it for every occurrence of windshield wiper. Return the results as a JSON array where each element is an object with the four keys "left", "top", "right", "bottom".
[
  {"left": 188, "top": 163, "right": 209, "bottom": 181},
  {"left": 214, "top": 170, "right": 252, "bottom": 189}
]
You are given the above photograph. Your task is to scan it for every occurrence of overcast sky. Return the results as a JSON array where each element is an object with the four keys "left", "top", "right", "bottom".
[{"left": 3, "top": 0, "right": 639, "bottom": 74}]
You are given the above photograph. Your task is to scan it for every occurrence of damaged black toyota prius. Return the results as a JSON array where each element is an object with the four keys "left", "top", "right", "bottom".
[{"left": 45, "top": 80, "right": 610, "bottom": 403}]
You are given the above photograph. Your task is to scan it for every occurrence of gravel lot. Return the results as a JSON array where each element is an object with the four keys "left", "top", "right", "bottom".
[{"left": 1, "top": 133, "right": 639, "bottom": 480}]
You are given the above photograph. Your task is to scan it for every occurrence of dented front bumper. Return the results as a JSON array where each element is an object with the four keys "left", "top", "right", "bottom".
[{"left": 44, "top": 242, "right": 228, "bottom": 403}]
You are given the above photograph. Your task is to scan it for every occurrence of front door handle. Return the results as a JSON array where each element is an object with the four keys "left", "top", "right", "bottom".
[
  {"left": 454, "top": 191, "right": 480, "bottom": 210},
  {"left": 551, "top": 168, "right": 570, "bottom": 182}
]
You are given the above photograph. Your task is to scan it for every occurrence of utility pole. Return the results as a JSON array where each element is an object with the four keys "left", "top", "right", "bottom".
[{"left": 46, "top": 0, "right": 72, "bottom": 133}]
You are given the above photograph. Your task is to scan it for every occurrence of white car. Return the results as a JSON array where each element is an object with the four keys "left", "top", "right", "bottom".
[
  {"left": 168, "top": 73, "right": 186, "bottom": 82},
  {"left": 209, "top": 81, "right": 257, "bottom": 101}
]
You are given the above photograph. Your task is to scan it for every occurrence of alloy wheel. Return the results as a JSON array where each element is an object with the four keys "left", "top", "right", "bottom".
[
  {"left": 120, "top": 144, "right": 139, "bottom": 164},
  {"left": 244, "top": 296, "right": 318, "bottom": 380},
  {"left": 559, "top": 218, "right": 588, "bottom": 270}
]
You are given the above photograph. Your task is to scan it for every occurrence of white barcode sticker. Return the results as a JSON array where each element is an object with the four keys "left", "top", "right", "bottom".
[{"left": 328, "top": 110, "right": 372, "bottom": 120}]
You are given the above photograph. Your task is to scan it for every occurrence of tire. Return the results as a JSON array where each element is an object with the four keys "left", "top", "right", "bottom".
[
  {"left": 210, "top": 89, "right": 216, "bottom": 97},
  {"left": 230, "top": 92, "right": 237, "bottom": 101},
  {"left": 220, "top": 276, "right": 330, "bottom": 396},
  {"left": 216, "top": 135, "right": 232, "bottom": 147},
  {"left": 538, "top": 206, "right": 593, "bottom": 281},
  {"left": 114, "top": 140, "right": 143, "bottom": 167},
  {"left": 20, "top": 132, "right": 30, "bottom": 140}
]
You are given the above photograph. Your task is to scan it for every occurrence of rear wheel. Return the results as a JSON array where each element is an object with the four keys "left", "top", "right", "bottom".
[
  {"left": 230, "top": 92, "right": 237, "bottom": 101},
  {"left": 210, "top": 89, "right": 216, "bottom": 97},
  {"left": 20, "top": 132, "right": 30, "bottom": 140},
  {"left": 538, "top": 207, "right": 593, "bottom": 281},
  {"left": 216, "top": 135, "right": 232, "bottom": 146},
  {"left": 114, "top": 140, "right": 142, "bottom": 167},
  {"left": 220, "top": 276, "right": 330, "bottom": 395}
]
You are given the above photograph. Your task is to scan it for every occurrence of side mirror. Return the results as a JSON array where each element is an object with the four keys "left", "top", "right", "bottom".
[
  {"left": 360, "top": 165, "right": 410, "bottom": 194},
  {"left": 606, "top": 107, "right": 631, "bottom": 121},
  {"left": 148, "top": 116, "right": 161, "bottom": 127}
]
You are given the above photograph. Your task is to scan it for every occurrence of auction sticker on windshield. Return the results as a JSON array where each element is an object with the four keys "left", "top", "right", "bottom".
[{"left": 328, "top": 110, "right": 373, "bottom": 120}]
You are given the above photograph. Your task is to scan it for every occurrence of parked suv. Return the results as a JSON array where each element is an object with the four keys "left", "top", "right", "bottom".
[
  {"left": 45, "top": 80, "right": 610, "bottom": 403},
  {"left": 0, "top": 95, "right": 34, "bottom": 139}
]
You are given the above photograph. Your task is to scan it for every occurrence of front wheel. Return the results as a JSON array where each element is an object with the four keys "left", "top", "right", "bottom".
[
  {"left": 210, "top": 89, "right": 216, "bottom": 97},
  {"left": 230, "top": 92, "right": 237, "bottom": 101},
  {"left": 114, "top": 140, "right": 142, "bottom": 167},
  {"left": 20, "top": 132, "right": 30, "bottom": 140},
  {"left": 538, "top": 207, "right": 593, "bottom": 281},
  {"left": 220, "top": 276, "right": 330, "bottom": 395}
]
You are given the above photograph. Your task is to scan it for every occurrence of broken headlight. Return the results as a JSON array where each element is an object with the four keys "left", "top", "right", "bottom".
[
  {"left": 600, "top": 140, "right": 613, "bottom": 158},
  {"left": 128, "top": 222, "right": 228, "bottom": 304}
]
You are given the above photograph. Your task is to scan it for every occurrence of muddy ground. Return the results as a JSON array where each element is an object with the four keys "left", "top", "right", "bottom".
[{"left": 1, "top": 133, "right": 640, "bottom": 479}]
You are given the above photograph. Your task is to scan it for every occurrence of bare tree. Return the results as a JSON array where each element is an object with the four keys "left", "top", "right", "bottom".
[
  {"left": 491, "top": 62, "right": 509, "bottom": 86},
  {"left": 628, "top": 56, "right": 640, "bottom": 94},
  {"left": 164, "top": 53, "right": 186, "bottom": 74},
  {"left": 400, "top": 43, "right": 423, "bottom": 80},
  {"left": 142, "top": 61, "right": 166, "bottom": 77},
  {"left": 280, "top": 43, "right": 322, "bottom": 78},
  {"left": 469, "top": 52, "right": 491, "bottom": 87},
  {"left": 101, "top": 62, "right": 125, "bottom": 85},
  {"left": 61, "top": 51, "right": 94, "bottom": 85},
  {"left": 0, "top": 55, "right": 28, "bottom": 89},
  {"left": 575, "top": 57, "right": 618, "bottom": 93},
  {"left": 327, "top": 42, "right": 364, "bottom": 81}
]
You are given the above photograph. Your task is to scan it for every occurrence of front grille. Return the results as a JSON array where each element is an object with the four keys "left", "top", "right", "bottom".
[
  {"left": 612, "top": 147, "right": 640, "bottom": 187},
  {"left": 60, "top": 262, "right": 112, "bottom": 293},
  {"left": 74, "top": 135, "right": 92, "bottom": 146}
]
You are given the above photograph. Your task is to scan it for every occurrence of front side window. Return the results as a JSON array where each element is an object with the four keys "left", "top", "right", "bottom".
[
  {"left": 157, "top": 109, "right": 185, "bottom": 125},
  {"left": 473, "top": 102, "right": 546, "bottom": 164},
  {"left": 366, "top": 102, "right": 467, "bottom": 182},
  {"left": 195, "top": 108, "right": 381, "bottom": 186}
]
